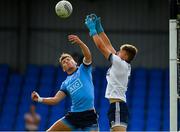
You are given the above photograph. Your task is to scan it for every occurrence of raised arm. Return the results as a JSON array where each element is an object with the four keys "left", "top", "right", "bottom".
[
  {"left": 68, "top": 35, "right": 92, "bottom": 64},
  {"left": 92, "top": 34, "right": 112, "bottom": 60},
  {"left": 98, "top": 32, "right": 116, "bottom": 54},
  {"left": 31, "top": 91, "right": 66, "bottom": 105},
  {"left": 95, "top": 16, "right": 116, "bottom": 54},
  {"left": 85, "top": 15, "right": 112, "bottom": 60}
]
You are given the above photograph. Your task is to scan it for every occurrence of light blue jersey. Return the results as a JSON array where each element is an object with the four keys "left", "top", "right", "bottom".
[{"left": 60, "top": 63, "right": 94, "bottom": 112}]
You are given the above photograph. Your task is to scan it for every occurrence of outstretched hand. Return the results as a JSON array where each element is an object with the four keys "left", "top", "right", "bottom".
[
  {"left": 95, "top": 16, "right": 104, "bottom": 33},
  {"left": 85, "top": 15, "right": 97, "bottom": 36},
  {"left": 31, "top": 91, "right": 41, "bottom": 102},
  {"left": 85, "top": 15, "right": 95, "bottom": 29},
  {"left": 85, "top": 13, "right": 104, "bottom": 36},
  {"left": 68, "top": 35, "right": 83, "bottom": 45},
  {"left": 89, "top": 13, "right": 104, "bottom": 34}
]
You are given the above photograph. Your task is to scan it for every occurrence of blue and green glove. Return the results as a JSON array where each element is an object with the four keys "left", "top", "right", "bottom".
[
  {"left": 90, "top": 13, "right": 104, "bottom": 34},
  {"left": 85, "top": 15, "right": 97, "bottom": 36}
]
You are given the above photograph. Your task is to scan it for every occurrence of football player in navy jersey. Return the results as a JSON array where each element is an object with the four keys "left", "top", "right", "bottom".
[{"left": 85, "top": 14, "right": 138, "bottom": 131}]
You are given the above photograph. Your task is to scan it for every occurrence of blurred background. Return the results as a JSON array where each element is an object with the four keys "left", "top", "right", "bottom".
[{"left": 0, "top": 0, "right": 171, "bottom": 131}]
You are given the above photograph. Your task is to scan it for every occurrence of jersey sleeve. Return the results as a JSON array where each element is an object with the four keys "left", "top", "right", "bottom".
[
  {"left": 59, "top": 82, "right": 68, "bottom": 95},
  {"left": 82, "top": 57, "right": 92, "bottom": 66},
  {"left": 109, "top": 54, "right": 128, "bottom": 68},
  {"left": 108, "top": 53, "right": 113, "bottom": 62},
  {"left": 80, "top": 63, "right": 92, "bottom": 73}
]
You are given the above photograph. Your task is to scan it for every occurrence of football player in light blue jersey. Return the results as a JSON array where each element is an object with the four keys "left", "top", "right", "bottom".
[{"left": 31, "top": 35, "right": 98, "bottom": 131}]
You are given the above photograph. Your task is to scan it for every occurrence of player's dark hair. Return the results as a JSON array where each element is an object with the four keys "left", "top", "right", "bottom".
[{"left": 120, "top": 44, "right": 138, "bottom": 63}]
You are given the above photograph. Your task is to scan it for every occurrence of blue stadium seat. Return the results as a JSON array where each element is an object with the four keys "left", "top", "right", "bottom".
[
  {"left": 39, "top": 115, "right": 48, "bottom": 130},
  {"left": 15, "top": 114, "right": 25, "bottom": 130},
  {"left": 9, "top": 74, "right": 22, "bottom": 84},
  {"left": 35, "top": 104, "right": 49, "bottom": 130},
  {"left": 129, "top": 69, "right": 147, "bottom": 131},
  {"left": 40, "top": 76, "right": 54, "bottom": 85},
  {"left": 38, "top": 84, "right": 53, "bottom": 97},
  {"left": 24, "top": 76, "right": 39, "bottom": 85},
  {"left": 100, "top": 96, "right": 109, "bottom": 107},
  {"left": 1, "top": 101, "right": 17, "bottom": 112},
  {"left": 17, "top": 103, "right": 30, "bottom": 115},
  {"left": 0, "top": 76, "right": 7, "bottom": 86},
  {"left": 145, "top": 69, "right": 163, "bottom": 131},
  {"left": 98, "top": 104, "right": 110, "bottom": 131},
  {"left": 129, "top": 106, "right": 145, "bottom": 131},
  {"left": 0, "top": 75, "right": 8, "bottom": 85},
  {"left": 128, "top": 117, "right": 145, "bottom": 131},
  {"left": 6, "top": 86, "right": 21, "bottom": 96},
  {"left": 131, "top": 68, "right": 147, "bottom": 100},
  {"left": 4, "top": 95, "right": 19, "bottom": 105},
  {"left": 146, "top": 118, "right": 161, "bottom": 131},
  {"left": 40, "top": 65, "right": 55, "bottom": 86},
  {"left": 0, "top": 64, "right": 9, "bottom": 101},
  {"left": 0, "top": 112, "right": 16, "bottom": 130},
  {"left": 162, "top": 69, "right": 169, "bottom": 131},
  {"left": 41, "top": 65, "right": 56, "bottom": 76},
  {"left": 26, "top": 64, "right": 40, "bottom": 76},
  {"left": 22, "top": 83, "right": 37, "bottom": 92},
  {"left": 162, "top": 107, "right": 169, "bottom": 131},
  {"left": 92, "top": 67, "right": 102, "bottom": 86},
  {"left": 133, "top": 68, "right": 147, "bottom": 78},
  {"left": 0, "top": 85, "right": 5, "bottom": 103},
  {"left": 0, "top": 66, "right": 170, "bottom": 131},
  {"left": 0, "top": 64, "right": 9, "bottom": 76},
  {"left": 98, "top": 97, "right": 110, "bottom": 131},
  {"left": 126, "top": 75, "right": 134, "bottom": 108},
  {"left": 94, "top": 88, "right": 100, "bottom": 111},
  {"left": 20, "top": 92, "right": 32, "bottom": 105},
  {"left": 36, "top": 104, "right": 49, "bottom": 116}
]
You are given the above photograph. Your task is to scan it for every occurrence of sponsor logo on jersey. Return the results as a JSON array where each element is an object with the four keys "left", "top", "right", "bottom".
[{"left": 67, "top": 79, "right": 83, "bottom": 94}]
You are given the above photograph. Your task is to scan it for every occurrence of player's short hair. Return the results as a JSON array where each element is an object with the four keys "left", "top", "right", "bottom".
[
  {"left": 120, "top": 44, "right": 138, "bottom": 63},
  {"left": 59, "top": 53, "right": 74, "bottom": 65}
]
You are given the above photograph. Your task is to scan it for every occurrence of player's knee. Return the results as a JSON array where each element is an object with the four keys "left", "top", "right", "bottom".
[{"left": 112, "top": 126, "right": 126, "bottom": 132}]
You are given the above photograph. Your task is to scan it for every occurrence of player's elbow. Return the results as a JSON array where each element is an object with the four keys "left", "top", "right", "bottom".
[
  {"left": 85, "top": 54, "right": 92, "bottom": 60},
  {"left": 86, "top": 55, "right": 92, "bottom": 62}
]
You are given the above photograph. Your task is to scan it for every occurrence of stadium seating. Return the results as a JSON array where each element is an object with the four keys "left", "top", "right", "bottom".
[
  {"left": 0, "top": 64, "right": 170, "bottom": 131},
  {"left": 127, "top": 68, "right": 147, "bottom": 131}
]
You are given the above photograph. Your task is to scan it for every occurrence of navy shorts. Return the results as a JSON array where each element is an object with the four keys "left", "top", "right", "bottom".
[
  {"left": 108, "top": 101, "right": 129, "bottom": 128},
  {"left": 61, "top": 109, "right": 98, "bottom": 131}
]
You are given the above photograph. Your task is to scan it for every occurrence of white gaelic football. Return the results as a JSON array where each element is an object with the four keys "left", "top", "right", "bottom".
[{"left": 55, "top": 0, "right": 73, "bottom": 18}]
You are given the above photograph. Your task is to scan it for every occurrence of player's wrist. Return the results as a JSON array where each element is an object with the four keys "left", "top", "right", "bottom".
[
  {"left": 38, "top": 97, "right": 43, "bottom": 103},
  {"left": 97, "top": 24, "right": 104, "bottom": 34},
  {"left": 90, "top": 29, "right": 97, "bottom": 36}
]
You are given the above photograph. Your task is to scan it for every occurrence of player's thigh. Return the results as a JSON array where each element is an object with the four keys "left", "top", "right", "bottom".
[
  {"left": 83, "top": 123, "right": 99, "bottom": 132},
  {"left": 111, "top": 126, "right": 126, "bottom": 132},
  {"left": 46, "top": 118, "right": 72, "bottom": 131}
]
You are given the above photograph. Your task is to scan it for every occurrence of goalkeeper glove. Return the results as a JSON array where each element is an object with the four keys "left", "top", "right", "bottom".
[{"left": 85, "top": 15, "right": 97, "bottom": 36}]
